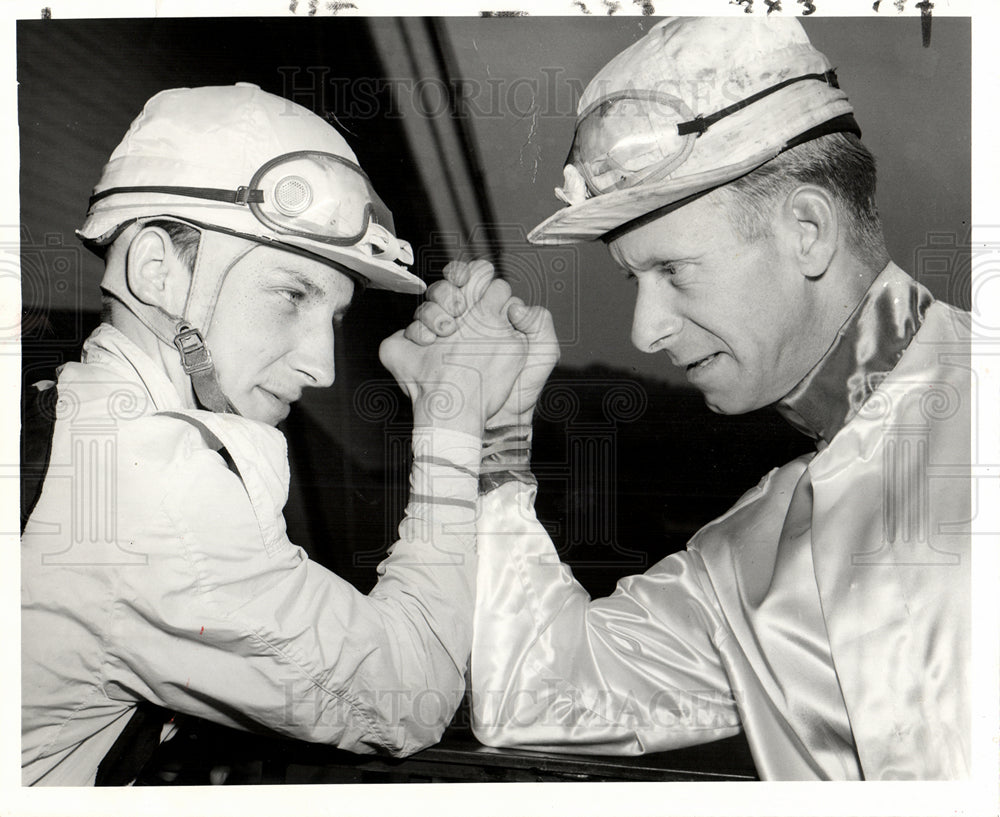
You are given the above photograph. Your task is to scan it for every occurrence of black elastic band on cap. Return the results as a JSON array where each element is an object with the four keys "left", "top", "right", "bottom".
[
  {"left": 89, "top": 185, "right": 265, "bottom": 207},
  {"left": 782, "top": 112, "right": 861, "bottom": 149},
  {"left": 97, "top": 214, "right": 371, "bottom": 292},
  {"left": 677, "top": 70, "right": 842, "bottom": 137},
  {"left": 601, "top": 185, "right": 719, "bottom": 245}
]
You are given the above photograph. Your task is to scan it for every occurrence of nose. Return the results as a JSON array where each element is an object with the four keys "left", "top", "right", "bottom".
[
  {"left": 290, "top": 316, "right": 336, "bottom": 388},
  {"left": 630, "top": 275, "right": 683, "bottom": 354}
]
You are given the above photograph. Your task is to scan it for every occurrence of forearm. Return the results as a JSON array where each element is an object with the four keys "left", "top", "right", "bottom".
[
  {"left": 282, "top": 426, "right": 485, "bottom": 754},
  {"left": 281, "top": 423, "right": 481, "bottom": 752},
  {"left": 470, "top": 441, "right": 740, "bottom": 754},
  {"left": 368, "top": 426, "right": 481, "bottom": 685},
  {"left": 273, "top": 426, "right": 479, "bottom": 753}
]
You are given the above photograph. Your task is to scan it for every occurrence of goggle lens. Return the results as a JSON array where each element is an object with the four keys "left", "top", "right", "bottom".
[
  {"left": 572, "top": 93, "right": 696, "bottom": 195},
  {"left": 250, "top": 151, "right": 395, "bottom": 246}
]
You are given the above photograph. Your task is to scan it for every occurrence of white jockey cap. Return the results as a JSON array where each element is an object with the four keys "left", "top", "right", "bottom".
[{"left": 528, "top": 17, "right": 858, "bottom": 245}]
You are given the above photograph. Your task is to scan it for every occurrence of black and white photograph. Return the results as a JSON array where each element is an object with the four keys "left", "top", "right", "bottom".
[{"left": 3, "top": 1, "right": 997, "bottom": 815}]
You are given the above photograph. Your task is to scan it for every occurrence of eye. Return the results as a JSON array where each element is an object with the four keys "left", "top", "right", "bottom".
[{"left": 276, "top": 287, "right": 306, "bottom": 305}]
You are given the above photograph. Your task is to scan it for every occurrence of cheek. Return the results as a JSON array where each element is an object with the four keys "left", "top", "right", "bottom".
[
  {"left": 209, "top": 296, "right": 289, "bottom": 383},
  {"left": 739, "top": 301, "right": 815, "bottom": 401},
  {"left": 705, "top": 298, "right": 792, "bottom": 400}
]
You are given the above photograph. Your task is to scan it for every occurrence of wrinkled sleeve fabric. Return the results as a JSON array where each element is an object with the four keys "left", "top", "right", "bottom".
[
  {"left": 471, "top": 481, "right": 741, "bottom": 754},
  {"left": 103, "top": 421, "right": 480, "bottom": 757}
]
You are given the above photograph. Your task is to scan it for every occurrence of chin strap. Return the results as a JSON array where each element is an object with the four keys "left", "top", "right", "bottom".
[
  {"left": 172, "top": 321, "right": 241, "bottom": 415},
  {"left": 170, "top": 227, "right": 262, "bottom": 415},
  {"left": 101, "top": 220, "right": 263, "bottom": 416}
]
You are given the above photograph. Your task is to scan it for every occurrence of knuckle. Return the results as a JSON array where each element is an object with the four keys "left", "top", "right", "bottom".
[
  {"left": 444, "top": 260, "right": 472, "bottom": 286},
  {"left": 467, "top": 260, "right": 497, "bottom": 292},
  {"left": 435, "top": 285, "right": 464, "bottom": 314},
  {"left": 420, "top": 302, "right": 443, "bottom": 322},
  {"left": 469, "top": 259, "right": 495, "bottom": 277},
  {"left": 378, "top": 338, "right": 392, "bottom": 363},
  {"left": 488, "top": 278, "right": 512, "bottom": 301},
  {"left": 425, "top": 281, "right": 446, "bottom": 300}
]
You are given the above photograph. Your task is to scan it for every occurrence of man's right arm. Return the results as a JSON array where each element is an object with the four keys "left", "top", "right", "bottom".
[
  {"left": 471, "top": 475, "right": 742, "bottom": 755},
  {"left": 411, "top": 261, "right": 742, "bottom": 755}
]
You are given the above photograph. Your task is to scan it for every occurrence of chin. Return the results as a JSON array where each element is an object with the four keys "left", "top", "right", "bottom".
[
  {"left": 255, "top": 406, "right": 289, "bottom": 427},
  {"left": 231, "top": 392, "right": 287, "bottom": 426},
  {"left": 702, "top": 391, "right": 760, "bottom": 416},
  {"left": 704, "top": 400, "right": 738, "bottom": 416}
]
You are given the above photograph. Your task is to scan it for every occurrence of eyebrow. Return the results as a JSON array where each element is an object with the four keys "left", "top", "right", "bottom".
[
  {"left": 273, "top": 266, "right": 355, "bottom": 321},
  {"left": 276, "top": 268, "right": 327, "bottom": 300},
  {"left": 608, "top": 242, "right": 654, "bottom": 273},
  {"left": 611, "top": 251, "right": 653, "bottom": 275}
]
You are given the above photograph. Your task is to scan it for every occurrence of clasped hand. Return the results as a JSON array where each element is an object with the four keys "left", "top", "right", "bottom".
[{"left": 380, "top": 260, "right": 559, "bottom": 436}]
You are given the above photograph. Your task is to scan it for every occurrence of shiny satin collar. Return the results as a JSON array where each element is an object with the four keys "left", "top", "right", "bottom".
[{"left": 776, "top": 263, "right": 933, "bottom": 444}]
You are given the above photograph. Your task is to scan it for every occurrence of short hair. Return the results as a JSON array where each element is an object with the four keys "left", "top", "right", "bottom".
[
  {"left": 148, "top": 219, "right": 201, "bottom": 272},
  {"left": 99, "top": 220, "right": 201, "bottom": 321},
  {"left": 716, "top": 132, "right": 888, "bottom": 264}
]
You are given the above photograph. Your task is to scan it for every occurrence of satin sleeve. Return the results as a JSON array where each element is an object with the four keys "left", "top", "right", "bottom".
[{"left": 471, "top": 481, "right": 741, "bottom": 755}]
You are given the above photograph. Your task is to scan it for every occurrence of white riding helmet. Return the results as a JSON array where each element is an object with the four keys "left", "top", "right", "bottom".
[{"left": 80, "top": 83, "right": 421, "bottom": 288}]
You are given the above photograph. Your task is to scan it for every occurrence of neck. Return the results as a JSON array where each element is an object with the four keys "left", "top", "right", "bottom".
[
  {"left": 108, "top": 299, "right": 198, "bottom": 410},
  {"left": 807, "top": 250, "right": 882, "bottom": 359},
  {"left": 775, "top": 259, "right": 927, "bottom": 444}
]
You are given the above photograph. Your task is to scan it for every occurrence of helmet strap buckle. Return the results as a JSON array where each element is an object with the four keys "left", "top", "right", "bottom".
[
  {"left": 173, "top": 322, "right": 214, "bottom": 375},
  {"left": 234, "top": 186, "right": 254, "bottom": 206}
]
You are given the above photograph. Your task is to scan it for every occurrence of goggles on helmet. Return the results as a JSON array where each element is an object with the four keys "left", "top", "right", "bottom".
[
  {"left": 570, "top": 91, "right": 697, "bottom": 196},
  {"left": 569, "top": 70, "right": 849, "bottom": 197},
  {"left": 89, "top": 151, "right": 398, "bottom": 250}
]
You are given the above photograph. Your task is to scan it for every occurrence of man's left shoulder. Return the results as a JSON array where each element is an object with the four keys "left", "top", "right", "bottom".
[
  {"left": 922, "top": 298, "right": 971, "bottom": 340},
  {"left": 886, "top": 298, "right": 971, "bottom": 393}
]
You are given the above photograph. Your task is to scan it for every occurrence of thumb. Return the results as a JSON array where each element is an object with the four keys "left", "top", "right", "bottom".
[
  {"left": 509, "top": 303, "right": 554, "bottom": 339},
  {"left": 506, "top": 297, "right": 528, "bottom": 325},
  {"left": 511, "top": 305, "right": 560, "bottom": 370},
  {"left": 378, "top": 329, "right": 406, "bottom": 369}
]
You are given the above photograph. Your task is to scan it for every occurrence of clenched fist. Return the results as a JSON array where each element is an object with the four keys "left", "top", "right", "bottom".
[
  {"left": 380, "top": 261, "right": 532, "bottom": 437},
  {"left": 389, "top": 259, "right": 560, "bottom": 431}
]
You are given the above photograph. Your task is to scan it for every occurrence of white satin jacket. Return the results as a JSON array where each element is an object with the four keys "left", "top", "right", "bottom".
[
  {"left": 22, "top": 324, "right": 481, "bottom": 785},
  {"left": 471, "top": 264, "right": 971, "bottom": 780}
]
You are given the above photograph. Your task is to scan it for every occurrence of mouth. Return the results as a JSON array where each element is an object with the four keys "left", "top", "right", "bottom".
[
  {"left": 257, "top": 387, "right": 296, "bottom": 420},
  {"left": 259, "top": 386, "right": 300, "bottom": 405},
  {"left": 684, "top": 352, "right": 722, "bottom": 375}
]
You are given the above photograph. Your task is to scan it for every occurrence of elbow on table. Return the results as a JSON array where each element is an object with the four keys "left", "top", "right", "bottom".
[
  {"left": 471, "top": 720, "right": 519, "bottom": 749},
  {"left": 382, "top": 719, "right": 450, "bottom": 758},
  {"left": 469, "top": 704, "right": 539, "bottom": 750},
  {"left": 381, "top": 683, "right": 468, "bottom": 758}
]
